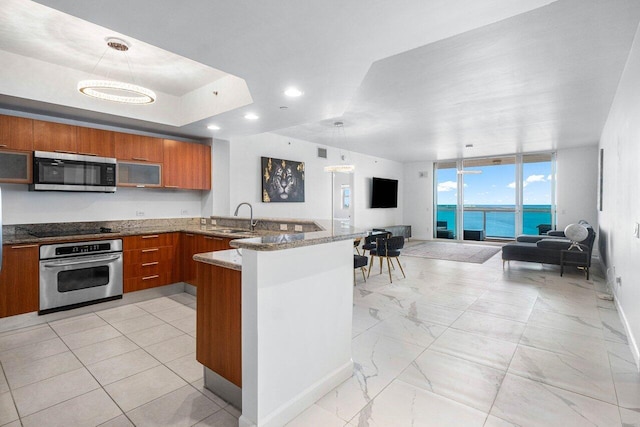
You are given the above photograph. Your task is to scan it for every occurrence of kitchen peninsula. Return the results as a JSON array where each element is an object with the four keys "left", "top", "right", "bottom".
[{"left": 194, "top": 225, "right": 363, "bottom": 427}]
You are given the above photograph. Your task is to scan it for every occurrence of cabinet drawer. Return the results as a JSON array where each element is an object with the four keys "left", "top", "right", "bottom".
[
  {"left": 123, "top": 233, "right": 176, "bottom": 250},
  {"left": 124, "top": 272, "right": 172, "bottom": 293},
  {"left": 124, "top": 246, "right": 174, "bottom": 278}
]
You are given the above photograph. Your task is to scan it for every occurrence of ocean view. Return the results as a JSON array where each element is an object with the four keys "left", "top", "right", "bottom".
[{"left": 436, "top": 205, "right": 553, "bottom": 238}]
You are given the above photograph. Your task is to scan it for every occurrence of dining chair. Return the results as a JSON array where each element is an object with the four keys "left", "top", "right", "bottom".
[{"left": 367, "top": 235, "right": 405, "bottom": 283}]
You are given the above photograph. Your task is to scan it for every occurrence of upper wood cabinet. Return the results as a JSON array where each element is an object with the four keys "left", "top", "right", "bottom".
[
  {"left": 163, "top": 139, "right": 211, "bottom": 190},
  {"left": 76, "top": 127, "right": 115, "bottom": 158},
  {"left": 0, "top": 114, "right": 33, "bottom": 151},
  {"left": 33, "top": 121, "right": 78, "bottom": 153},
  {"left": 115, "top": 133, "right": 163, "bottom": 163}
]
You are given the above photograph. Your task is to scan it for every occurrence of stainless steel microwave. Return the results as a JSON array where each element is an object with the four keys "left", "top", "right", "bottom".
[{"left": 31, "top": 151, "right": 117, "bottom": 192}]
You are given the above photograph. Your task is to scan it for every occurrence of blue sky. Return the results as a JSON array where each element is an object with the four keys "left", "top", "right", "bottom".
[{"left": 437, "top": 162, "right": 552, "bottom": 205}]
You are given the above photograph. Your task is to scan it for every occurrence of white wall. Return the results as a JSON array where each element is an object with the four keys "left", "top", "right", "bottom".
[
  {"left": 0, "top": 183, "right": 204, "bottom": 225},
  {"left": 402, "top": 162, "right": 434, "bottom": 240},
  {"left": 556, "top": 147, "right": 599, "bottom": 230},
  {"left": 227, "top": 133, "right": 404, "bottom": 229},
  {"left": 209, "top": 138, "right": 231, "bottom": 217},
  {"left": 598, "top": 21, "right": 640, "bottom": 366}
]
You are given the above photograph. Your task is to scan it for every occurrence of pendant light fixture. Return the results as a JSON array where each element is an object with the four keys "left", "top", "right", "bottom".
[
  {"left": 324, "top": 121, "right": 355, "bottom": 173},
  {"left": 78, "top": 38, "right": 156, "bottom": 105}
]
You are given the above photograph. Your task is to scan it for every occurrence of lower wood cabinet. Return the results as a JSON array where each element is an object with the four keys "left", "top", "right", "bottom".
[
  {"left": 122, "top": 233, "right": 179, "bottom": 293},
  {"left": 181, "top": 233, "right": 231, "bottom": 287},
  {"left": 196, "top": 262, "right": 242, "bottom": 387},
  {"left": 0, "top": 244, "right": 39, "bottom": 318}
]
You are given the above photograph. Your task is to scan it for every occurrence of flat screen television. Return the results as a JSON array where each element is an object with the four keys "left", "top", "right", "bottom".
[{"left": 371, "top": 177, "right": 398, "bottom": 208}]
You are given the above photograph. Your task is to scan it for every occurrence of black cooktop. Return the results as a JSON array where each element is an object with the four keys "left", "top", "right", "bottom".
[{"left": 28, "top": 228, "right": 116, "bottom": 238}]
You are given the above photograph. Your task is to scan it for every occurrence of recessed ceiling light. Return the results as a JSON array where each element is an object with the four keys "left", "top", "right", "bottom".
[
  {"left": 280, "top": 106, "right": 288, "bottom": 110},
  {"left": 244, "top": 113, "right": 259, "bottom": 120},
  {"left": 284, "top": 87, "right": 303, "bottom": 97},
  {"left": 207, "top": 124, "right": 220, "bottom": 130},
  {"left": 465, "top": 144, "right": 474, "bottom": 148}
]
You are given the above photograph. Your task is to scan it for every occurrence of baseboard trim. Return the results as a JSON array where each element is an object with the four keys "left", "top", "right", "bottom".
[
  {"left": 239, "top": 359, "right": 353, "bottom": 427},
  {"left": 614, "top": 297, "right": 640, "bottom": 372}
]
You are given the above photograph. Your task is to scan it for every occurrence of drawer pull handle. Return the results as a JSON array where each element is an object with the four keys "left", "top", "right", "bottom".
[
  {"left": 142, "top": 235, "right": 159, "bottom": 239},
  {"left": 185, "top": 234, "right": 194, "bottom": 237},
  {"left": 142, "top": 262, "right": 159, "bottom": 267},
  {"left": 164, "top": 185, "right": 179, "bottom": 188},
  {"left": 135, "top": 185, "right": 146, "bottom": 188},
  {"left": 11, "top": 244, "right": 38, "bottom": 249},
  {"left": 0, "top": 144, "right": 8, "bottom": 148},
  {"left": 54, "top": 149, "right": 77, "bottom": 154},
  {"left": 78, "top": 152, "right": 98, "bottom": 156},
  {"left": 142, "top": 275, "right": 159, "bottom": 280},
  {"left": 141, "top": 248, "right": 159, "bottom": 253},
  {"left": 132, "top": 157, "right": 149, "bottom": 161}
]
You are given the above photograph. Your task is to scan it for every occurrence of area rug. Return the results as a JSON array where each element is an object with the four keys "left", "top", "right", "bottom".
[{"left": 401, "top": 241, "right": 501, "bottom": 264}]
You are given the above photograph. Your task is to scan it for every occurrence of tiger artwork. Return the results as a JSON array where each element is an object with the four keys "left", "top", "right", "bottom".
[{"left": 261, "top": 157, "right": 305, "bottom": 202}]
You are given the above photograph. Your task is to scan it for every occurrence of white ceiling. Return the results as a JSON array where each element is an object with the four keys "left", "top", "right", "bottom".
[{"left": 1, "top": 0, "right": 639, "bottom": 161}]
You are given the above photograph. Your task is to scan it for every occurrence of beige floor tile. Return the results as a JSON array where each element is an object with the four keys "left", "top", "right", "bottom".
[
  {"left": 3, "top": 350, "right": 82, "bottom": 389},
  {"left": 193, "top": 409, "right": 239, "bottom": 426},
  {"left": 144, "top": 334, "right": 196, "bottom": 363},
  {"left": 104, "top": 365, "right": 187, "bottom": 412},
  {"left": 60, "top": 324, "right": 122, "bottom": 350},
  {"left": 136, "top": 297, "right": 184, "bottom": 313},
  {"left": 72, "top": 336, "right": 139, "bottom": 365},
  {"left": 109, "top": 313, "right": 164, "bottom": 335},
  {"left": 152, "top": 305, "right": 196, "bottom": 322},
  {"left": 49, "top": 313, "right": 108, "bottom": 336},
  {"left": 21, "top": 389, "right": 122, "bottom": 427},
  {"left": 190, "top": 379, "right": 230, "bottom": 409},
  {"left": 0, "top": 391, "right": 19, "bottom": 425},
  {"left": 0, "top": 367, "right": 8, "bottom": 393},
  {"left": 0, "top": 337, "right": 68, "bottom": 365},
  {"left": 96, "top": 305, "right": 149, "bottom": 324},
  {"left": 12, "top": 368, "right": 99, "bottom": 417},
  {"left": 0, "top": 325, "right": 57, "bottom": 352},
  {"left": 170, "top": 314, "right": 197, "bottom": 334},
  {"left": 87, "top": 348, "right": 160, "bottom": 386},
  {"left": 166, "top": 352, "right": 204, "bottom": 383},
  {"left": 451, "top": 311, "right": 526, "bottom": 343},
  {"left": 126, "top": 385, "right": 221, "bottom": 427},
  {"left": 126, "top": 323, "right": 184, "bottom": 347},
  {"left": 98, "top": 415, "right": 135, "bottom": 427}
]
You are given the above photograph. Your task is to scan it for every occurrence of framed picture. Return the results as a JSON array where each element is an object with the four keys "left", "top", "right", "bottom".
[{"left": 261, "top": 157, "right": 305, "bottom": 202}]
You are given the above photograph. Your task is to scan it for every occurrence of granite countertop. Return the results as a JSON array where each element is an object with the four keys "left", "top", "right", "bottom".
[
  {"left": 1, "top": 225, "right": 277, "bottom": 245},
  {"left": 229, "top": 225, "right": 365, "bottom": 252},
  {"left": 193, "top": 249, "right": 243, "bottom": 271}
]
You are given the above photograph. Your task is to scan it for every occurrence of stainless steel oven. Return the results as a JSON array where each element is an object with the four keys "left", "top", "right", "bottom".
[{"left": 39, "top": 239, "right": 123, "bottom": 314}]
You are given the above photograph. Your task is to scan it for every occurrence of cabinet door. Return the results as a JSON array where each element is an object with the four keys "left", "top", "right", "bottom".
[
  {"left": 181, "top": 233, "right": 198, "bottom": 286},
  {"left": 115, "top": 133, "right": 163, "bottom": 163},
  {"left": 33, "top": 121, "right": 78, "bottom": 153},
  {"left": 163, "top": 140, "right": 211, "bottom": 190},
  {"left": 0, "top": 244, "right": 39, "bottom": 318},
  {"left": 77, "top": 127, "right": 115, "bottom": 158},
  {"left": 0, "top": 115, "right": 33, "bottom": 151},
  {"left": 117, "top": 162, "right": 162, "bottom": 187},
  {"left": 0, "top": 150, "right": 32, "bottom": 183}
]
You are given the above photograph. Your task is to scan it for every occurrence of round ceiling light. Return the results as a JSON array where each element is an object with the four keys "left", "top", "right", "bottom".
[
  {"left": 284, "top": 87, "right": 303, "bottom": 97},
  {"left": 78, "top": 80, "right": 156, "bottom": 104},
  {"left": 244, "top": 113, "right": 259, "bottom": 120}
]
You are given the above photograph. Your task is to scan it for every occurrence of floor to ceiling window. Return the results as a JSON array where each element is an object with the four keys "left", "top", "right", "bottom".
[{"left": 434, "top": 153, "right": 555, "bottom": 240}]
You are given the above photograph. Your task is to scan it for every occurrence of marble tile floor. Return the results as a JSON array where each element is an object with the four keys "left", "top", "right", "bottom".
[{"left": 0, "top": 245, "right": 638, "bottom": 426}]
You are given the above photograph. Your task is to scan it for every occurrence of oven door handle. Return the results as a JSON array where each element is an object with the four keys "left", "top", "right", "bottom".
[{"left": 42, "top": 255, "right": 121, "bottom": 268}]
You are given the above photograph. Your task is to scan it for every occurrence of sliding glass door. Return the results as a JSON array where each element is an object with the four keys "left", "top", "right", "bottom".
[{"left": 434, "top": 153, "right": 555, "bottom": 240}]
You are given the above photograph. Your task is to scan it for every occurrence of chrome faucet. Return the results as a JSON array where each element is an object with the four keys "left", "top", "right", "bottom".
[{"left": 234, "top": 202, "right": 258, "bottom": 231}]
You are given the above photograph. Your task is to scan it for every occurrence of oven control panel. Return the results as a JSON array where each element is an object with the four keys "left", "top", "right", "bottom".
[
  {"left": 40, "top": 239, "right": 123, "bottom": 260},
  {"left": 56, "top": 242, "right": 112, "bottom": 256}
]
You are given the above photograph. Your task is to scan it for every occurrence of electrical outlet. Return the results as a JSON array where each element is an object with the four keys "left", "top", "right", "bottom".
[
  {"left": 211, "top": 219, "right": 216, "bottom": 225},
  {"left": 616, "top": 276, "right": 622, "bottom": 287},
  {"left": 634, "top": 222, "right": 640, "bottom": 238},
  {"left": 181, "top": 209, "right": 189, "bottom": 215},
  {"left": 200, "top": 218, "right": 207, "bottom": 225},
  {"left": 135, "top": 211, "right": 145, "bottom": 217},
  {"left": 294, "top": 225, "right": 303, "bottom": 232},
  {"left": 280, "top": 224, "right": 288, "bottom": 231}
]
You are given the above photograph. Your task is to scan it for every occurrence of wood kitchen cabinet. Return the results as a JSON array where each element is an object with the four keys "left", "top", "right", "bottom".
[
  {"left": 0, "top": 244, "right": 39, "bottom": 318},
  {"left": 115, "top": 133, "right": 163, "bottom": 163},
  {"left": 0, "top": 114, "right": 33, "bottom": 151},
  {"left": 33, "top": 121, "right": 78, "bottom": 153},
  {"left": 122, "top": 233, "right": 180, "bottom": 292},
  {"left": 181, "top": 233, "right": 231, "bottom": 287},
  {"left": 196, "top": 262, "right": 242, "bottom": 387},
  {"left": 0, "top": 150, "right": 32, "bottom": 184},
  {"left": 163, "top": 139, "right": 211, "bottom": 190},
  {"left": 76, "top": 127, "right": 115, "bottom": 158}
]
